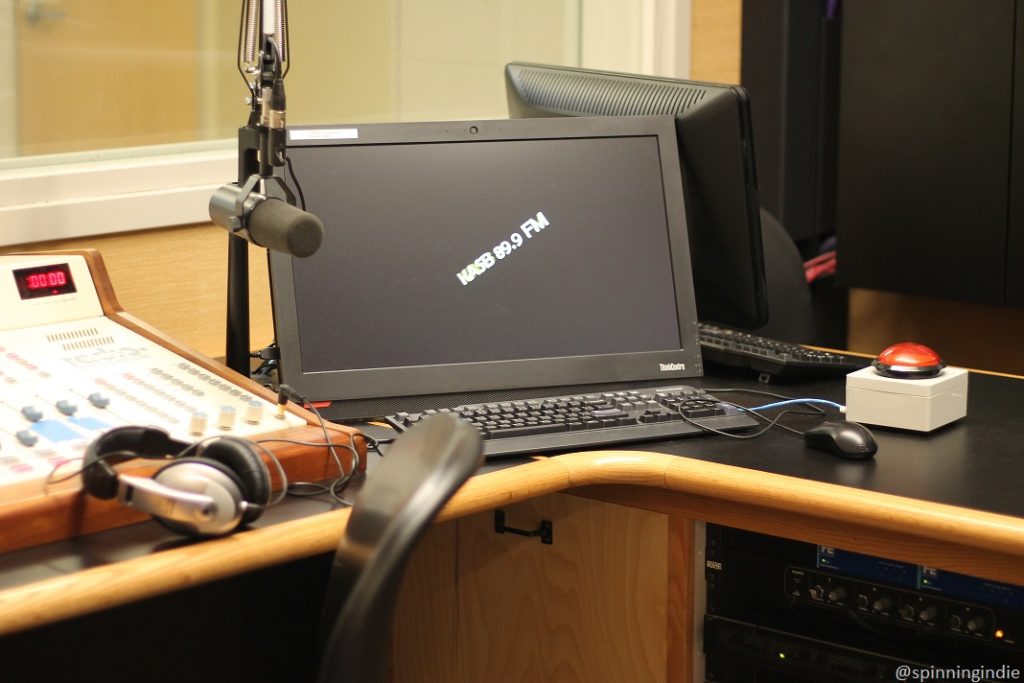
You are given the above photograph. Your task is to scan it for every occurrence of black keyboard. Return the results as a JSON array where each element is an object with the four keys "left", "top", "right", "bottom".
[
  {"left": 699, "top": 323, "right": 872, "bottom": 379},
  {"left": 383, "top": 385, "right": 758, "bottom": 458}
]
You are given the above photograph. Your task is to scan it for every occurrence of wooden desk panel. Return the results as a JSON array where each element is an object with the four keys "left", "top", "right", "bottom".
[{"left": 6, "top": 451, "right": 1024, "bottom": 644}]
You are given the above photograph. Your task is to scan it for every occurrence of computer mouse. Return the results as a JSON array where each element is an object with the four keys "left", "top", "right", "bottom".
[
  {"left": 803, "top": 420, "right": 878, "bottom": 460},
  {"left": 873, "top": 342, "right": 946, "bottom": 379}
]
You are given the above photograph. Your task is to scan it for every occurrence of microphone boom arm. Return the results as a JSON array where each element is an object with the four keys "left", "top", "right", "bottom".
[{"left": 220, "top": 0, "right": 310, "bottom": 377}]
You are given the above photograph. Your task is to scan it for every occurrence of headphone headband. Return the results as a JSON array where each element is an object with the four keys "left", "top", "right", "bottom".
[
  {"left": 81, "top": 426, "right": 270, "bottom": 537},
  {"left": 82, "top": 426, "right": 194, "bottom": 499}
]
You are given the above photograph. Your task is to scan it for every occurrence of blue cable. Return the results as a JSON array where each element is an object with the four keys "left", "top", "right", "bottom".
[{"left": 749, "top": 398, "right": 844, "bottom": 412}]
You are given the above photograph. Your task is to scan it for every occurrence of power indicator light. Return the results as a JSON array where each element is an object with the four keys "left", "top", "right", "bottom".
[{"left": 995, "top": 629, "right": 1005, "bottom": 639}]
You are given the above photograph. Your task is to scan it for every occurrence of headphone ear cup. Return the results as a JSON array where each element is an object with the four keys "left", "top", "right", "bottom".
[
  {"left": 151, "top": 458, "right": 247, "bottom": 537},
  {"left": 198, "top": 438, "right": 270, "bottom": 525}
]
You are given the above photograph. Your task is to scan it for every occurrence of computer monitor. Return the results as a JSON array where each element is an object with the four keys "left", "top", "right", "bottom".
[
  {"left": 270, "top": 116, "right": 703, "bottom": 419},
  {"left": 505, "top": 62, "right": 769, "bottom": 330}
]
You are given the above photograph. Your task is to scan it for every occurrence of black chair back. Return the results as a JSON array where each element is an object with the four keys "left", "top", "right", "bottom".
[{"left": 317, "top": 414, "right": 483, "bottom": 683}]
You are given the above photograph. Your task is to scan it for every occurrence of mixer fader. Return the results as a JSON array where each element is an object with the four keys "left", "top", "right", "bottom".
[{"left": 0, "top": 253, "right": 307, "bottom": 497}]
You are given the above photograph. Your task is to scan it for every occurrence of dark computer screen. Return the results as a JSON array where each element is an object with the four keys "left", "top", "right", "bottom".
[
  {"left": 505, "top": 62, "right": 769, "bottom": 330},
  {"left": 269, "top": 116, "right": 703, "bottom": 418}
]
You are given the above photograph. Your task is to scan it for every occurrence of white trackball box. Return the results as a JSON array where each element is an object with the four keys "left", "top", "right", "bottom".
[{"left": 845, "top": 366, "right": 968, "bottom": 432}]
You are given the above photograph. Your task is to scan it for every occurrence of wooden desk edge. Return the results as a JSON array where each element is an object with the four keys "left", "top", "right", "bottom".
[{"left": 3, "top": 451, "right": 1024, "bottom": 636}]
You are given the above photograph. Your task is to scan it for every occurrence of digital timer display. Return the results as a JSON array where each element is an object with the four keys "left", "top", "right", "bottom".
[{"left": 13, "top": 263, "right": 77, "bottom": 300}]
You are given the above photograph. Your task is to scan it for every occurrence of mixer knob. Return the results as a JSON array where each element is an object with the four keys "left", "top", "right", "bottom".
[
  {"left": 20, "top": 406, "right": 43, "bottom": 422},
  {"left": 218, "top": 405, "right": 236, "bottom": 431},
  {"left": 919, "top": 606, "right": 939, "bottom": 623},
  {"left": 189, "top": 411, "right": 208, "bottom": 436},
  {"left": 56, "top": 400, "right": 78, "bottom": 416},
  {"left": 87, "top": 393, "right": 111, "bottom": 409},
  {"left": 15, "top": 430, "right": 38, "bottom": 447},
  {"left": 244, "top": 400, "right": 263, "bottom": 425},
  {"left": 967, "top": 616, "right": 987, "bottom": 633}
]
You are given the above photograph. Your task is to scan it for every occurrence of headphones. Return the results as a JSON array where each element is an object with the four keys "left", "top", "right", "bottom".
[{"left": 82, "top": 426, "right": 271, "bottom": 538}]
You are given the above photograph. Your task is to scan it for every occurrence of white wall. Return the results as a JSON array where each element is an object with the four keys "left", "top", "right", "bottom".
[
  {"left": 581, "top": 0, "right": 691, "bottom": 78},
  {"left": 396, "top": 0, "right": 582, "bottom": 121}
]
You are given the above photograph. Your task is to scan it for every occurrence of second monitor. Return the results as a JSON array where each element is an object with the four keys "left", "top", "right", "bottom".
[{"left": 505, "top": 62, "right": 768, "bottom": 331}]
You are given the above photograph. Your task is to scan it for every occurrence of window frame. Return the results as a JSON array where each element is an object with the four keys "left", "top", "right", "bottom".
[
  {"left": 0, "top": 0, "right": 687, "bottom": 248},
  {"left": 0, "top": 143, "right": 235, "bottom": 246}
]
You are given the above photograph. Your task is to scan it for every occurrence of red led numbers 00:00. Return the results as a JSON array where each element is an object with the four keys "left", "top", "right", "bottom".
[
  {"left": 12, "top": 263, "right": 77, "bottom": 300},
  {"left": 26, "top": 270, "right": 67, "bottom": 290}
]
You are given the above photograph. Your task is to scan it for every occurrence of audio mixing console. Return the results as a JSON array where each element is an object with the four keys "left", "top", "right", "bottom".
[{"left": 0, "top": 253, "right": 309, "bottom": 504}]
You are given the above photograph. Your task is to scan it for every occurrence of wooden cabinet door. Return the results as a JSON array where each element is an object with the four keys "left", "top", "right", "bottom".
[{"left": 393, "top": 493, "right": 677, "bottom": 682}]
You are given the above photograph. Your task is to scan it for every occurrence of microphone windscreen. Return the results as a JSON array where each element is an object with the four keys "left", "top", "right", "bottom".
[{"left": 248, "top": 199, "right": 325, "bottom": 257}]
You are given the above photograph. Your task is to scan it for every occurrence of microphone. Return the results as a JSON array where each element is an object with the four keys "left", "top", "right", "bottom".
[
  {"left": 249, "top": 196, "right": 323, "bottom": 257},
  {"left": 212, "top": 0, "right": 324, "bottom": 259},
  {"left": 209, "top": 183, "right": 323, "bottom": 258}
]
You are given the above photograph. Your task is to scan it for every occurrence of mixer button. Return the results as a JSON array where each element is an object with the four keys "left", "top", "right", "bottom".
[
  {"left": 87, "top": 393, "right": 111, "bottom": 409},
  {"left": 20, "top": 406, "right": 43, "bottom": 422},
  {"left": 15, "top": 430, "right": 38, "bottom": 447},
  {"left": 56, "top": 400, "right": 78, "bottom": 416}
]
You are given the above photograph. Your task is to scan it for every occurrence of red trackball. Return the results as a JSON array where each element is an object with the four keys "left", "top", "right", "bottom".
[{"left": 873, "top": 342, "right": 946, "bottom": 378}]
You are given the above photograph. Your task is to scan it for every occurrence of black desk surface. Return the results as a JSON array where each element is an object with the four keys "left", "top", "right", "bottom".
[
  {"left": 680, "top": 371, "right": 1024, "bottom": 518},
  {"left": 2, "top": 368, "right": 1022, "bottom": 592}
]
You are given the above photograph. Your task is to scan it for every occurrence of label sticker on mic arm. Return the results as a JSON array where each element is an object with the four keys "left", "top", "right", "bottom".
[{"left": 289, "top": 128, "right": 359, "bottom": 141}]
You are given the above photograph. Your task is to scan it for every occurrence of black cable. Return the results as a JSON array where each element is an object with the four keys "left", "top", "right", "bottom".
[
  {"left": 709, "top": 387, "right": 829, "bottom": 416},
  {"left": 675, "top": 391, "right": 844, "bottom": 440},
  {"left": 675, "top": 403, "right": 813, "bottom": 440},
  {"left": 363, "top": 434, "right": 384, "bottom": 454},
  {"left": 263, "top": 429, "right": 382, "bottom": 504},
  {"left": 285, "top": 154, "right": 307, "bottom": 210},
  {"left": 266, "top": 384, "right": 364, "bottom": 503},
  {"left": 266, "top": 37, "right": 284, "bottom": 79}
]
